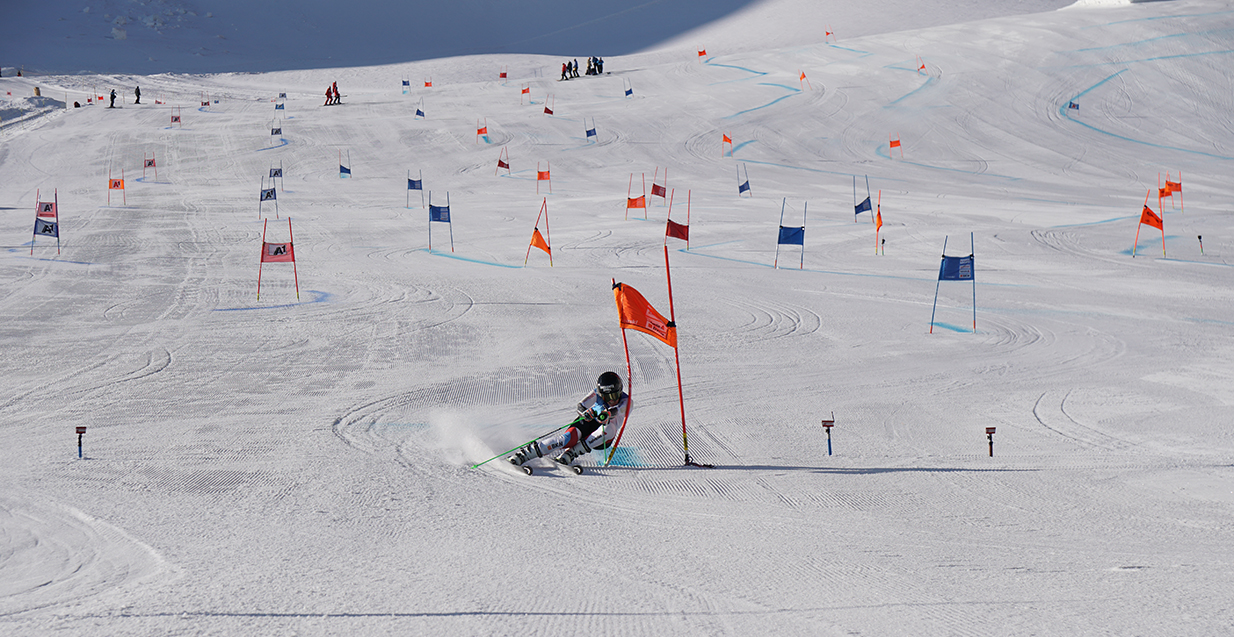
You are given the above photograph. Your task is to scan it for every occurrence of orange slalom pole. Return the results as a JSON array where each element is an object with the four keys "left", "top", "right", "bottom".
[
  {"left": 664, "top": 244, "right": 689, "bottom": 465},
  {"left": 289, "top": 218, "right": 300, "bottom": 300},
  {"left": 604, "top": 279, "right": 636, "bottom": 467}
]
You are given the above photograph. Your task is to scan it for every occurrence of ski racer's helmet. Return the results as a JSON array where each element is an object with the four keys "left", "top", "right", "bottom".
[{"left": 596, "top": 371, "right": 623, "bottom": 404}]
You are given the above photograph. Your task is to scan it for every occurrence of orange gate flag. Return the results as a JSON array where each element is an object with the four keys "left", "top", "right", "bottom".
[
  {"left": 613, "top": 282, "right": 677, "bottom": 348},
  {"left": 1133, "top": 189, "right": 1165, "bottom": 258},
  {"left": 525, "top": 198, "right": 553, "bottom": 266},
  {"left": 537, "top": 161, "right": 552, "bottom": 194},
  {"left": 1165, "top": 173, "right": 1183, "bottom": 213},
  {"left": 1140, "top": 205, "right": 1163, "bottom": 230},
  {"left": 530, "top": 228, "right": 550, "bottom": 255}
]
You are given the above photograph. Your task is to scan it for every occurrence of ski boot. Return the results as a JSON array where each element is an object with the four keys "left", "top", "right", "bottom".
[
  {"left": 508, "top": 442, "right": 542, "bottom": 475},
  {"left": 553, "top": 447, "right": 584, "bottom": 475}
]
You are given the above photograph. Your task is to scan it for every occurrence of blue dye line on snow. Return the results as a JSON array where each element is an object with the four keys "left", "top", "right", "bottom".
[
  {"left": 706, "top": 62, "right": 766, "bottom": 77},
  {"left": 757, "top": 83, "right": 802, "bottom": 93},
  {"left": 1118, "top": 235, "right": 1183, "bottom": 256},
  {"left": 1067, "top": 30, "right": 1215, "bottom": 53},
  {"left": 1061, "top": 70, "right": 1234, "bottom": 161},
  {"left": 1048, "top": 47, "right": 1234, "bottom": 70},
  {"left": 723, "top": 92, "right": 800, "bottom": 119},
  {"left": 826, "top": 43, "right": 871, "bottom": 56},
  {"left": 729, "top": 140, "right": 757, "bottom": 154},
  {"left": 1084, "top": 9, "right": 1234, "bottom": 29},
  {"left": 1187, "top": 317, "right": 1234, "bottom": 327},
  {"left": 705, "top": 61, "right": 768, "bottom": 86},
  {"left": 886, "top": 75, "right": 936, "bottom": 107},
  {"left": 931, "top": 322, "right": 973, "bottom": 334},
  {"left": 213, "top": 290, "right": 332, "bottom": 311},
  {"left": 257, "top": 138, "right": 289, "bottom": 152},
  {"left": 424, "top": 249, "right": 522, "bottom": 269}
]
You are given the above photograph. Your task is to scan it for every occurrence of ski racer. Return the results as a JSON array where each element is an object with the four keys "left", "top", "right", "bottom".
[{"left": 509, "top": 371, "right": 631, "bottom": 467}]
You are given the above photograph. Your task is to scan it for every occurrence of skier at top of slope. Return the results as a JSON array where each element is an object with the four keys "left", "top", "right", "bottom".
[{"left": 509, "top": 371, "right": 631, "bottom": 468}]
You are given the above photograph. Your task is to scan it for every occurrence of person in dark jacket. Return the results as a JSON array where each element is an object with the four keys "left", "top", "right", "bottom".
[
  {"left": 109, "top": 89, "right": 117, "bottom": 108},
  {"left": 134, "top": 86, "right": 141, "bottom": 104}
]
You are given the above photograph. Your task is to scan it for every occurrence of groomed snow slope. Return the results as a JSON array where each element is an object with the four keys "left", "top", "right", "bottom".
[{"left": 3, "top": 1, "right": 1234, "bottom": 635}]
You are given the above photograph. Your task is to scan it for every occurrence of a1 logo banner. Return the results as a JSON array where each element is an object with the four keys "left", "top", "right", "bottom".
[
  {"left": 34, "top": 219, "right": 59, "bottom": 237},
  {"left": 260, "top": 188, "right": 277, "bottom": 202},
  {"left": 261, "top": 242, "right": 294, "bottom": 262}
]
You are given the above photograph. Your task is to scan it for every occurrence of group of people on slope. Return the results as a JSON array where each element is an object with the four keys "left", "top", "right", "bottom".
[
  {"left": 560, "top": 56, "right": 604, "bottom": 80},
  {"left": 99, "top": 86, "right": 138, "bottom": 108},
  {"left": 324, "top": 81, "right": 341, "bottom": 105}
]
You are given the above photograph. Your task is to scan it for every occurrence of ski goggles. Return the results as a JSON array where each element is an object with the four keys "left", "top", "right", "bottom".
[{"left": 599, "top": 390, "right": 621, "bottom": 404}]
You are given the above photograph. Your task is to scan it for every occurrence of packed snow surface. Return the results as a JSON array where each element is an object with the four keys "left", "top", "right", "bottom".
[{"left": 3, "top": 0, "right": 1234, "bottom": 635}]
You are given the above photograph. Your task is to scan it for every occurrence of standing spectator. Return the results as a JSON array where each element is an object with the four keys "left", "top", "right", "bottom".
[
  {"left": 109, "top": 89, "right": 117, "bottom": 108},
  {"left": 332, "top": 81, "right": 340, "bottom": 104},
  {"left": 572, "top": 58, "right": 580, "bottom": 78},
  {"left": 134, "top": 86, "right": 141, "bottom": 104},
  {"left": 325, "top": 85, "right": 333, "bottom": 106},
  {"left": 561, "top": 62, "right": 568, "bottom": 81}
]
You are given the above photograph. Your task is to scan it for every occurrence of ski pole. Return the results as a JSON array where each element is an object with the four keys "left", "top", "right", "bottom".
[{"left": 471, "top": 419, "right": 578, "bottom": 469}]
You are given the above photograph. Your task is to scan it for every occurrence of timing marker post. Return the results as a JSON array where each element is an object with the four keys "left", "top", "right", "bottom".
[
  {"left": 821, "top": 413, "right": 835, "bottom": 456},
  {"left": 986, "top": 427, "right": 996, "bottom": 457},
  {"left": 76, "top": 426, "right": 87, "bottom": 459}
]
